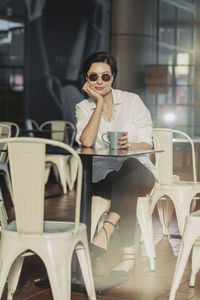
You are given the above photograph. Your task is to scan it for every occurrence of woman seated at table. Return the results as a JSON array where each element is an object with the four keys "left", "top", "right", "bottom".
[{"left": 75, "top": 51, "right": 158, "bottom": 276}]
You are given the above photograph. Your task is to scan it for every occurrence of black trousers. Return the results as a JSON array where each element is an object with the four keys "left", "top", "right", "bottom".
[{"left": 93, "top": 157, "right": 156, "bottom": 247}]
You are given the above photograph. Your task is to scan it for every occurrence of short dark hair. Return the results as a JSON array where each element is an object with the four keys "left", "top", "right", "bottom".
[{"left": 83, "top": 51, "right": 118, "bottom": 81}]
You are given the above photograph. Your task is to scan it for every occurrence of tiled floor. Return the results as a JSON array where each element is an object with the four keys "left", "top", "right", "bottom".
[{"left": 1, "top": 151, "right": 200, "bottom": 300}]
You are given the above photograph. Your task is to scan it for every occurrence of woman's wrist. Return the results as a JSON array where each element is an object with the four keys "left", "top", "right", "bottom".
[{"left": 95, "top": 98, "right": 104, "bottom": 109}]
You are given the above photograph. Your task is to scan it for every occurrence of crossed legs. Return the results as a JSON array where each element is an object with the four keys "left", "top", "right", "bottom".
[{"left": 92, "top": 157, "right": 155, "bottom": 274}]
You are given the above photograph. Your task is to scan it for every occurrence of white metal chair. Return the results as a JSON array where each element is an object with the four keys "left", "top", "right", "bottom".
[
  {"left": 151, "top": 128, "right": 200, "bottom": 236},
  {"left": 39, "top": 120, "right": 76, "bottom": 146},
  {"left": 0, "top": 137, "right": 96, "bottom": 300},
  {"left": 0, "top": 186, "right": 7, "bottom": 229},
  {"left": 0, "top": 122, "right": 20, "bottom": 204},
  {"left": 40, "top": 120, "right": 77, "bottom": 193},
  {"left": 0, "top": 122, "right": 20, "bottom": 138},
  {"left": 0, "top": 124, "right": 12, "bottom": 230},
  {"left": 91, "top": 134, "right": 161, "bottom": 271},
  {"left": 169, "top": 209, "right": 200, "bottom": 300}
]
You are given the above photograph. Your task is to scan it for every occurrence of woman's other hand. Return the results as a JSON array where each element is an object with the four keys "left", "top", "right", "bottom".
[
  {"left": 118, "top": 132, "right": 129, "bottom": 149},
  {"left": 82, "top": 82, "right": 103, "bottom": 104}
]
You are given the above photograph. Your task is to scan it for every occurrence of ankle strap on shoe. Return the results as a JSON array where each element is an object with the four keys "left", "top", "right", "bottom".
[
  {"left": 102, "top": 226, "right": 109, "bottom": 247},
  {"left": 104, "top": 220, "right": 116, "bottom": 228}
]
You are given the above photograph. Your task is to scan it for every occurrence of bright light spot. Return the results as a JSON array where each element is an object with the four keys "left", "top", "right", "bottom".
[
  {"left": 164, "top": 112, "right": 175, "bottom": 122},
  {"left": 177, "top": 53, "right": 189, "bottom": 65},
  {"left": 176, "top": 53, "right": 189, "bottom": 75}
]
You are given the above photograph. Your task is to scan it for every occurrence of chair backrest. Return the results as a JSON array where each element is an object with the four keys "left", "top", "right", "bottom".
[
  {"left": 0, "top": 122, "right": 20, "bottom": 137},
  {"left": 152, "top": 132, "right": 161, "bottom": 169},
  {"left": 153, "top": 128, "right": 196, "bottom": 186},
  {"left": 39, "top": 120, "right": 76, "bottom": 146},
  {"left": 1, "top": 137, "right": 82, "bottom": 234},
  {"left": 0, "top": 124, "right": 11, "bottom": 163},
  {"left": 25, "top": 119, "right": 40, "bottom": 137}
]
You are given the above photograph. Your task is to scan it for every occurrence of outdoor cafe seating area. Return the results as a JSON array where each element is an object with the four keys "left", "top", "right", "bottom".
[
  {"left": 1, "top": 120, "right": 200, "bottom": 300},
  {"left": 0, "top": 1, "right": 200, "bottom": 299}
]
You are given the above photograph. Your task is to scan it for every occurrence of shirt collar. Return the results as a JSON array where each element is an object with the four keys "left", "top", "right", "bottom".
[
  {"left": 112, "top": 88, "right": 123, "bottom": 106},
  {"left": 88, "top": 88, "right": 123, "bottom": 110}
]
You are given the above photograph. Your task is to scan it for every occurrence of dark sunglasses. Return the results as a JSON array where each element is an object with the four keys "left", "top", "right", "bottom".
[{"left": 87, "top": 73, "right": 112, "bottom": 82}]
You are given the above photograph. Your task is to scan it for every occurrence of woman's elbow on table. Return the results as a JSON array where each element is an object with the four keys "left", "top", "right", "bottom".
[{"left": 79, "top": 137, "right": 94, "bottom": 148}]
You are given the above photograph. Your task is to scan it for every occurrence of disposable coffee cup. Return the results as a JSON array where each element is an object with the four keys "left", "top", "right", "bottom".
[{"left": 102, "top": 131, "right": 124, "bottom": 149}]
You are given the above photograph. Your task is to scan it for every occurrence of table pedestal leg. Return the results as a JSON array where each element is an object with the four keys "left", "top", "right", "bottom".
[{"left": 80, "top": 155, "right": 92, "bottom": 238}]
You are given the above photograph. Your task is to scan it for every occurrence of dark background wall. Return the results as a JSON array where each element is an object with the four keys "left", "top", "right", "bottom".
[
  {"left": 24, "top": 0, "right": 110, "bottom": 124},
  {"left": 0, "top": 0, "right": 198, "bottom": 135}
]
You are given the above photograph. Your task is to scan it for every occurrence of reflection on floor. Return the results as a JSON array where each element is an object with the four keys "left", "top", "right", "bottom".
[{"left": 1, "top": 154, "right": 200, "bottom": 300}]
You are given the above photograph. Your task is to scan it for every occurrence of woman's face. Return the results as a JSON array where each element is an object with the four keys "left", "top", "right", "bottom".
[{"left": 86, "top": 62, "right": 113, "bottom": 97}]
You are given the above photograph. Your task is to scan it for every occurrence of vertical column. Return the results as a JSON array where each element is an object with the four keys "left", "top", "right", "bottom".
[
  {"left": 111, "top": 0, "right": 157, "bottom": 100},
  {"left": 194, "top": 2, "right": 200, "bottom": 136}
]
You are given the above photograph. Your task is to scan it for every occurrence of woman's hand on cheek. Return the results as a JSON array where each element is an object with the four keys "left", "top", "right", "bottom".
[
  {"left": 82, "top": 82, "right": 103, "bottom": 104},
  {"left": 82, "top": 82, "right": 91, "bottom": 96}
]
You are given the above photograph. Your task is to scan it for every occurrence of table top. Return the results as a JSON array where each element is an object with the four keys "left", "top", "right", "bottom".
[
  {"left": 0, "top": 144, "right": 163, "bottom": 157},
  {"left": 74, "top": 147, "right": 163, "bottom": 157},
  {"left": 19, "top": 128, "right": 69, "bottom": 133}
]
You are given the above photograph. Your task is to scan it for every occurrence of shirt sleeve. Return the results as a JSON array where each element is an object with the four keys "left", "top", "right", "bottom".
[
  {"left": 133, "top": 95, "right": 153, "bottom": 146},
  {"left": 75, "top": 101, "right": 91, "bottom": 146}
]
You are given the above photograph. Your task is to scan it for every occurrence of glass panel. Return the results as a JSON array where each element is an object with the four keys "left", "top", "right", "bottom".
[
  {"left": 159, "top": 2, "right": 176, "bottom": 45},
  {"left": 176, "top": 86, "right": 188, "bottom": 104},
  {"left": 0, "top": 17, "right": 24, "bottom": 122},
  {"left": 175, "top": 52, "right": 189, "bottom": 85},
  {"left": 175, "top": 69, "right": 189, "bottom": 85},
  {"left": 0, "top": 19, "right": 24, "bottom": 89},
  {"left": 193, "top": 107, "right": 200, "bottom": 136},
  {"left": 155, "top": 1, "right": 196, "bottom": 136},
  {"left": 177, "top": 9, "right": 193, "bottom": 49},
  {"left": 175, "top": 52, "right": 194, "bottom": 86},
  {"left": 0, "top": 19, "right": 24, "bottom": 62},
  {"left": 157, "top": 87, "right": 173, "bottom": 105},
  {"left": 175, "top": 106, "right": 188, "bottom": 126},
  {"left": 159, "top": 46, "right": 175, "bottom": 65}
]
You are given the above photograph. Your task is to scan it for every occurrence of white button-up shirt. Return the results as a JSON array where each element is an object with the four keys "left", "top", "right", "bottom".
[{"left": 76, "top": 89, "right": 158, "bottom": 182}]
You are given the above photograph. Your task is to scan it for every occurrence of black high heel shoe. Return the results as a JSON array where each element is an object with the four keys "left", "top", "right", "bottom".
[
  {"left": 91, "top": 220, "right": 116, "bottom": 257},
  {"left": 111, "top": 254, "right": 136, "bottom": 276}
]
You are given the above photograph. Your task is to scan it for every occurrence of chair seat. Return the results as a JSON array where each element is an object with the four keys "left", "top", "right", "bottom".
[
  {"left": 3, "top": 220, "right": 88, "bottom": 259},
  {"left": 159, "top": 181, "right": 200, "bottom": 189},
  {"left": 0, "top": 220, "right": 94, "bottom": 300},
  {"left": 6, "top": 220, "right": 86, "bottom": 235}
]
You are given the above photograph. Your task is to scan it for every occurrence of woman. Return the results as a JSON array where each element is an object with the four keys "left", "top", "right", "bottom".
[{"left": 75, "top": 52, "right": 158, "bottom": 276}]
